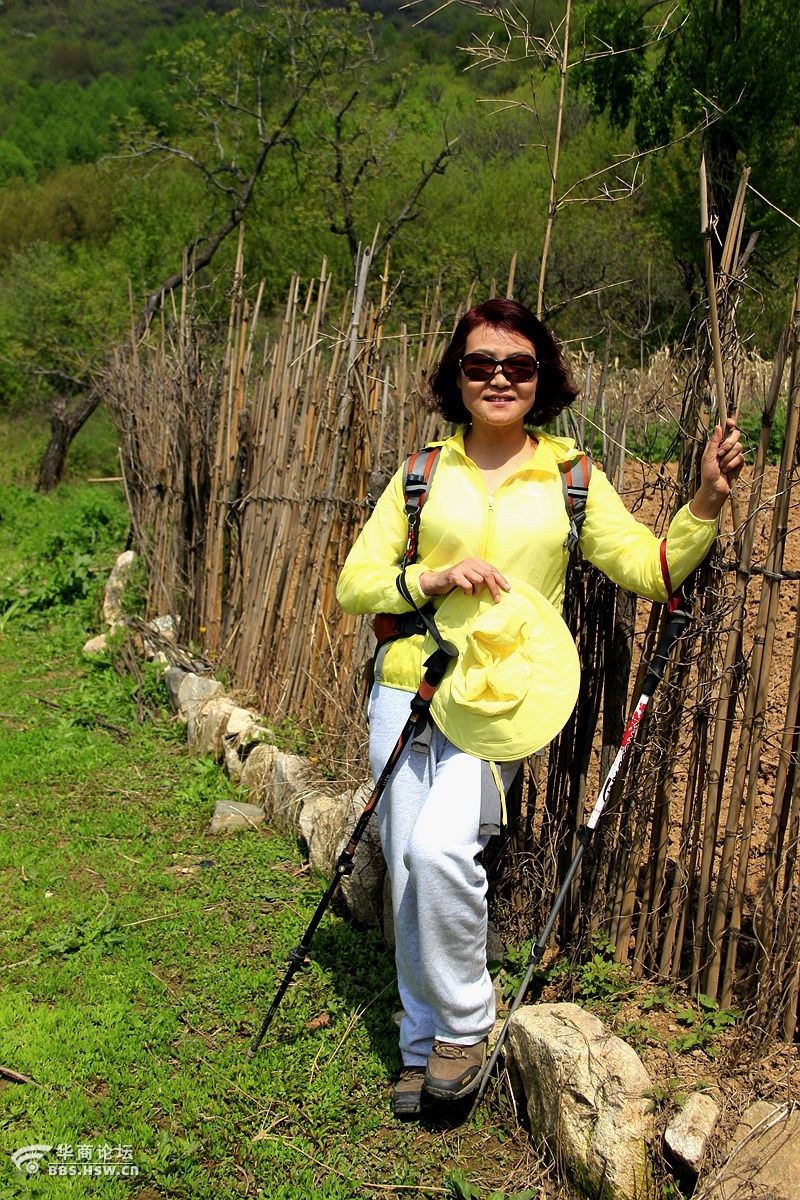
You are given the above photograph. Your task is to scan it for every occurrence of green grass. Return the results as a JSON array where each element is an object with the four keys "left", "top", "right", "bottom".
[{"left": 0, "top": 462, "right": 538, "bottom": 1199}]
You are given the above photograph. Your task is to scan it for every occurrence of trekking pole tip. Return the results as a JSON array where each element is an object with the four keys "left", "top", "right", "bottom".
[{"left": 247, "top": 1028, "right": 267, "bottom": 1059}]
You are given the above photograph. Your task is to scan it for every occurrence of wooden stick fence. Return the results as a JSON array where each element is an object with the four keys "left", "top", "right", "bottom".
[{"left": 103, "top": 242, "right": 800, "bottom": 1041}]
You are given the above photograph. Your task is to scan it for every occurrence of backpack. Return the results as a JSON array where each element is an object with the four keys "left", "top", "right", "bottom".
[{"left": 372, "top": 442, "right": 592, "bottom": 649}]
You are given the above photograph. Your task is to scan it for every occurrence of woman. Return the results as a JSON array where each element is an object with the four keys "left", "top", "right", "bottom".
[{"left": 336, "top": 298, "right": 743, "bottom": 1117}]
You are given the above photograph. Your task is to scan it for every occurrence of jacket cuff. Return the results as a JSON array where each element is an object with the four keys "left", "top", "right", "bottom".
[
  {"left": 397, "top": 565, "right": 428, "bottom": 608},
  {"left": 685, "top": 499, "right": 721, "bottom": 526}
]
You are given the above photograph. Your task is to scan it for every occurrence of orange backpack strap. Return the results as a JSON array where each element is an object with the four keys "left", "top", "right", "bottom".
[
  {"left": 393, "top": 443, "right": 454, "bottom": 658},
  {"left": 400, "top": 445, "right": 442, "bottom": 568},
  {"left": 371, "top": 445, "right": 442, "bottom": 654},
  {"left": 560, "top": 452, "right": 592, "bottom": 552}
]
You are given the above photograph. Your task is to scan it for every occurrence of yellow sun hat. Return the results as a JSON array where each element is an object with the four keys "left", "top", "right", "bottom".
[{"left": 423, "top": 578, "right": 580, "bottom": 761}]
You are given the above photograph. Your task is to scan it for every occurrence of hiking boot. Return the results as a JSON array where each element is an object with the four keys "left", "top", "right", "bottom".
[
  {"left": 391, "top": 1066, "right": 426, "bottom": 1117},
  {"left": 423, "top": 1039, "right": 487, "bottom": 1100}
]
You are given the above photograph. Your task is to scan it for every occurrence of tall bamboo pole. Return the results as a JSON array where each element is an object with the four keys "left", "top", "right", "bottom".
[
  {"left": 705, "top": 295, "right": 800, "bottom": 998},
  {"left": 699, "top": 151, "right": 726, "bottom": 432},
  {"left": 536, "top": 0, "right": 571, "bottom": 320}
]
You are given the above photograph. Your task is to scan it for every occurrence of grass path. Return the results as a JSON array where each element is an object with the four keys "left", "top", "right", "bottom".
[{"left": 0, "top": 498, "right": 537, "bottom": 1198}]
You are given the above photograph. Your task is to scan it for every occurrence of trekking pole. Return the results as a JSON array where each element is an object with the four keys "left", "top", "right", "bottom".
[
  {"left": 474, "top": 604, "right": 691, "bottom": 1103},
  {"left": 248, "top": 641, "right": 456, "bottom": 1059}
]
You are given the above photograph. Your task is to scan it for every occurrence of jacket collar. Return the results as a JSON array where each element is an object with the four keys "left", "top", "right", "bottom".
[{"left": 447, "top": 427, "right": 580, "bottom": 476}]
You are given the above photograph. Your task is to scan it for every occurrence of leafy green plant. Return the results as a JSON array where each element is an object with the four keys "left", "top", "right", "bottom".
[
  {"left": 614, "top": 985, "right": 679, "bottom": 1052},
  {"left": 618, "top": 985, "right": 741, "bottom": 1058},
  {"left": 736, "top": 401, "right": 787, "bottom": 466},
  {"left": 643, "top": 1080, "right": 687, "bottom": 1113},
  {"left": 615, "top": 1017, "right": 661, "bottom": 1054},
  {"left": 493, "top": 938, "right": 545, "bottom": 1006},
  {"left": 0, "top": 482, "right": 128, "bottom": 626},
  {"left": 40, "top": 909, "right": 127, "bottom": 960},
  {"left": 547, "top": 932, "right": 634, "bottom": 1010},
  {"left": 574, "top": 940, "right": 633, "bottom": 1004},
  {"left": 667, "top": 993, "right": 741, "bottom": 1056},
  {"left": 625, "top": 419, "right": 682, "bottom": 464},
  {"left": 639, "top": 983, "right": 682, "bottom": 1013},
  {"left": 272, "top": 714, "right": 326, "bottom": 759}
]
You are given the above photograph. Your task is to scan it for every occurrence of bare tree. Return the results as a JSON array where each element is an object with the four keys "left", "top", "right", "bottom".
[
  {"left": 36, "top": 1, "right": 454, "bottom": 487},
  {"left": 36, "top": 374, "right": 101, "bottom": 493},
  {"left": 319, "top": 89, "right": 457, "bottom": 269},
  {"left": 412, "top": 0, "right": 714, "bottom": 317}
]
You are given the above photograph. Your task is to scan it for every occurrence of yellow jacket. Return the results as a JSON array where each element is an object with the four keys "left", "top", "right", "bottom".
[{"left": 336, "top": 430, "right": 717, "bottom": 692}]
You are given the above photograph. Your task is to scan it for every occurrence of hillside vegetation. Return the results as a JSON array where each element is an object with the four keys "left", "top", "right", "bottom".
[{"left": 0, "top": 0, "right": 798, "bottom": 427}]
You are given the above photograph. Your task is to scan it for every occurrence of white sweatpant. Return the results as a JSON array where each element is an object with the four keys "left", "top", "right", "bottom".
[{"left": 368, "top": 683, "right": 521, "bottom": 1066}]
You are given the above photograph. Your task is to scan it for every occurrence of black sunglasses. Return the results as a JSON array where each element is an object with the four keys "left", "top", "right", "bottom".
[{"left": 459, "top": 353, "right": 540, "bottom": 383}]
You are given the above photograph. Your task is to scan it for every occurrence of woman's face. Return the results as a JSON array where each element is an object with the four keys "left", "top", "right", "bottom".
[{"left": 457, "top": 323, "right": 538, "bottom": 434}]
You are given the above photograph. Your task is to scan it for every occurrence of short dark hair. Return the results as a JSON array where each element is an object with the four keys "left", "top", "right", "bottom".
[{"left": 429, "top": 298, "right": 579, "bottom": 426}]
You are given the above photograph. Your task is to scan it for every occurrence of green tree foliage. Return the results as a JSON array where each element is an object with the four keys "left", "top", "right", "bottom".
[
  {"left": 0, "top": 22, "right": 219, "bottom": 177},
  {"left": 108, "top": 3, "right": 471, "bottom": 324},
  {"left": 0, "top": 0, "right": 237, "bottom": 90},
  {"left": 4, "top": 79, "right": 124, "bottom": 170},
  {"left": 0, "top": 240, "right": 124, "bottom": 404},
  {"left": 580, "top": 0, "right": 647, "bottom": 129},
  {"left": 0, "top": 156, "right": 205, "bottom": 413},
  {"left": 0, "top": 0, "right": 795, "bottom": 427},
  {"left": 0, "top": 139, "right": 35, "bottom": 185},
  {"left": 580, "top": 0, "right": 800, "bottom": 307}
]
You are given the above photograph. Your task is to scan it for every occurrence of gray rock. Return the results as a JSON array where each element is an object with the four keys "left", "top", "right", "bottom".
[
  {"left": 508, "top": 1002, "right": 654, "bottom": 1200},
  {"left": 300, "top": 790, "right": 347, "bottom": 879},
  {"left": 296, "top": 783, "right": 388, "bottom": 929},
  {"left": 166, "top": 667, "right": 387, "bottom": 929},
  {"left": 164, "top": 667, "right": 187, "bottom": 711},
  {"left": 222, "top": 707, "right": 275, "bottom": 782},
  {"left": 231, "top": 741, "right": 308, "bottom": 828},
  {"left": 208, "top": 799, "right": 266, "bottom": 834},
  {"left": 102, "top": 549, "right": 137, "bottom": 627},
  {"left": 249, "top": 749, "right": 310, "bottom": 832},
  {"left": 239, "top": 743, "right": 280, "bottom": 804},
  {"left": 141, "top": 614, "right": 179, "bottom": 660},
  {"left": 82, "top": 633, "right": 108, "bottom": 655},
  {"left": 175, "top": 673, "right": 225, "bottom": 721},
  {"left": 702, "top": 1101, "right": 800, "bottom": 1200},
  {"left": 337, "top": 784, "right": 386, "bottom": 928},
  {"left": 147, "top": 614, "right": 178, "bottom": 640},
  {"left": 192, "top": 697, "right": 237, "bottom": 761},
  {"left": 665, "top": 1091, "right": 720, "bottom": 1174}
]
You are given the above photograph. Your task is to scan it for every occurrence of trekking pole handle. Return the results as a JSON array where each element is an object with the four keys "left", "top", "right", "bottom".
[{"left": 641, "top": 606, "right": 691, "bottom": 696}]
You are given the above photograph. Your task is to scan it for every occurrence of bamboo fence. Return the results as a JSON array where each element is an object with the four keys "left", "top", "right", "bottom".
[{"left": 103, "top": 229, "right": 800, "bottom": 1043}]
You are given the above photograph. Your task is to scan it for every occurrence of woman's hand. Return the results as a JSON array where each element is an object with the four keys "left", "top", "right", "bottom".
[
  {"left": 690, "top": 418, "right": 745, "bottom": 520},
  {"left": 419, "top": 558, "right": 510, "bottom": 602}
]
